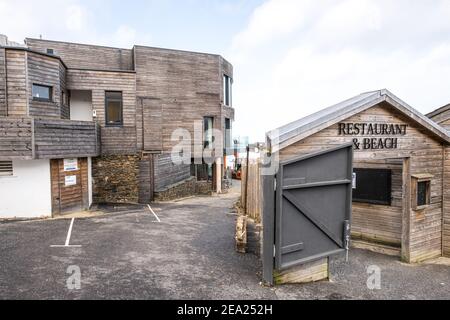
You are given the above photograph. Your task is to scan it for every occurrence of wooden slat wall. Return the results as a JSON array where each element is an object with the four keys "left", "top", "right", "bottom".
[
  {"left": 50, "top": 158, "right": 89, "bottom": 215},
  {"left": 279, "top": 103, "right": 444, "bottom": 262},
  {"left": 0, "top": 48, "right": 6, "bottom": 116},
  {"left": 27, "top": 51, "right": 64, "bottom": 118},
  {"left": 34, "top": 119, "right": 99, "bottom": 159},
  {"left": 134, "top": 46, "right": 231, "bottom": 153},
  {"left": 66, "top": 69, "right": 137, "bottom": 155},
  {"left": 5, "top": 50, "right": 27, "bottom": 116},
  {"left": 26, "top": 38, "right": 134, "bottom": 71},
  {"left": 241, "top": 160, "right": 262, "bottom": 223},
  {"left": 0, "top": 117, "right": 33, "bottom": 159},
  {"left": 444, "top": 146, "right": 450, "bottom": 256},
  {"left": 352, "top": 160, "right": 403, "bottom": 246},
  {"left": 140, "top": 97, "right": 162, "bottom": 151},
  {"left": 153, "top": 153, "right": 190, "bottom": 192},
  {"left": 138, "top": 154, "right": 154, "bottom": 203}
]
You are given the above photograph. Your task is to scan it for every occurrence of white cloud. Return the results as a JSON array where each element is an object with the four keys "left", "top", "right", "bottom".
[
  {"left": 66, "top": 5, "right": 88, "bottom": 31},
  {"left": 230, "top": 0, "right": 450, "bottom": 142}
]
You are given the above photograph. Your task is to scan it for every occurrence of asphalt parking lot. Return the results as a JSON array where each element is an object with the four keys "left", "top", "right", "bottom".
[{"left": 0, "top": 183, "right": 449, "bottom": 300}]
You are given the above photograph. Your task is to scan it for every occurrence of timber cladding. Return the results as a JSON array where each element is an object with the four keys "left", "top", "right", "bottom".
[
  {"left": 66, "top": 69, "right": 137, "bottom": 155},
  {"left": 0, "top": 117, "right": 33, "bottom": 159},
  {"left": 444, "top": 147, "right": 450, "bottom": 256},
  {"left": 25, "top": 38, "right": 134, "bottom": 71},
  {"left": 0, "top": 48, "right": 6, "bottom": 116},
  {"left": 50, "top": 158, "right": 89, "bottom": 215},
  {"left": 5, "top": 50, "right": 28, "bottom": 117},
  {"left": 134, "top": 46, "right": 232, "bottom": 153},
  {"left": 279, "top": 102, "right": 444, "bottom": 262}
]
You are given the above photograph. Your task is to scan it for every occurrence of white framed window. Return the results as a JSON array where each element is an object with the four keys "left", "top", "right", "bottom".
[
  {"left": 0, "top": 161, "right": 13, "bottom": 176},
  {"left": 223, "top": 74, "right": 232, "bottom": 107}
]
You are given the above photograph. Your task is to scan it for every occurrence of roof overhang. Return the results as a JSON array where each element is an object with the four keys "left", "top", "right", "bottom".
[{"left": 267, "top": 89, "right": 450, "bottom": 153}]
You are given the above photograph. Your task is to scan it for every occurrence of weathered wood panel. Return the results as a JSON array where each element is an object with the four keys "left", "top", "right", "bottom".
[
  {"left": 26, "top": 38, "right": 134, "bottom": 71},
  {"left": 443, "top": 146, "right": 450, "bottom": 257},
  {"left": 138, "top": 153, "right": 154, "bottom": 203},
  {"left": 66, "top": 69, "right": 137, "bottom": 155},
  {"left": 5, "top": 50, "right": 27, "bottom": 116},
  {"left": 279, "top": 102, "right": 444, "bottom": 262},
  {"left": 241, "top": 160, "right": 262, "bottom": 223},
  {"left": 0, "top": 48, "right": 6, "bottom": 116},
  {"left": 154, "top": 153, "right": 190, "bottom": 191},
  {"left": 140, "top": 97, "right": 162, "bottom": 151},
  {"left": 50, "top": 157, "right": 89, "bottom": 215},
  {"left": 34, "top": 118, "right": 100, "bottom": 159},
  {"left": 134, "top": 46, "right": 232, "bottom": 153},
  {"left": 0, "top": 117, "right": 33, "bottom": 159},
  {"left": 27, "top": 51, "right": 65, "bottom": 118}
]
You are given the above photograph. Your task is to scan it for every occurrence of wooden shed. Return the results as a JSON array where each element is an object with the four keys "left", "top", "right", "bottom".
[{"left": 267, "top": 89, "right": 450, "bottom": 263}]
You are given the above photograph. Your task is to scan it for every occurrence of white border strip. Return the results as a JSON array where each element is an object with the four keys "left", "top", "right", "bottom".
[{"left": 147, "top": 204, "right": 161, "bottom": 223}]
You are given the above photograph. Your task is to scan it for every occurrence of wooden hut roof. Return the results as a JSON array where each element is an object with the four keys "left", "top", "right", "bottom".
[{"left": 267, "top": 89, "right": 450, "bottom": 152}]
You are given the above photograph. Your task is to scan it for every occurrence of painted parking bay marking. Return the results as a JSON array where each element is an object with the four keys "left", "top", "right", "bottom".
[
  {"left": 147, "top": 204, "right": 161, "bottom": 223},
  {"left": 50, "top": 218, "right": 82, "bottom": 248}
]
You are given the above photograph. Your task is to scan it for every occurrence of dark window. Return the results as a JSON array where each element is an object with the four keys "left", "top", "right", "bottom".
[
  {"left": 203, "top": 116, "right": 214, "bottom": 149},
  {"left": 105, "top": 91, "right": 123, "bottom": 126},
  {"left": 32, "top": 84, "right": 52, "bottom": 101},
  {"left": 46, "top": 48, "right": 54, "bottom": 55},
  {"left": 0, "top": 161, "right": 13, "bottom": 176},
  {"left": 223, "top": 75, "right": 232, "bottom": 106},
  {"left": 417, "top": 181, "right": 430, "bottom": 207},
  {"left": 224, "top": 118, "right": 232, "bottom": 155},
  {"left": 353, "top": 168, "right": 392, "bottom": 205}
]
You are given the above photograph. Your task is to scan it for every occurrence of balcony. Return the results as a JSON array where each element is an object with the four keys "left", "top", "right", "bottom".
[{"left": 0, "top": 117, "right": 100, "bottom": 160}]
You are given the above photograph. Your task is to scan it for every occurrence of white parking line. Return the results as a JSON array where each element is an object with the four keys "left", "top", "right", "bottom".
[
  {"left": 50, "top": 218, "right": 82, "bottom": 248},
  {"left": 147, "top": 204, "right": 161, "bottom": 223}
]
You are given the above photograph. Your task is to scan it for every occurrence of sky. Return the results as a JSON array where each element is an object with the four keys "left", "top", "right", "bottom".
[{"left": 2, "top": 0, "right": 450, "bottom": 142}]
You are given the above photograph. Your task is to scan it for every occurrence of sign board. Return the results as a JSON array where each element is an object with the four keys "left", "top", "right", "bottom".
[
  {"left": 338, "top": 122, "right": 407, "bottom": 150},
  {"left": 63, "top": 158, "right": 78, "bottom": 172},
  {"left": 65, "top": 175, "right": 77, "bottom": 186}
]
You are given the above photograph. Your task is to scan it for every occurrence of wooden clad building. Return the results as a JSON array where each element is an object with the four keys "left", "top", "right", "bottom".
[
  {"left": 267, "top": 90, "right": 450, "bottom": 263},
  {"left": 0, "top": 35, "right": 234, "bottom": 218}
]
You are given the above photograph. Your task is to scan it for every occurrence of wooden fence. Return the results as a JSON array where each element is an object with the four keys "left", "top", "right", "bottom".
[{"left": 241, "top": 159, "right": 262, "bottom": 223}]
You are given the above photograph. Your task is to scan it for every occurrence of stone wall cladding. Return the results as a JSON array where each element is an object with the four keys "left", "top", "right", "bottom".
[
  {"left": 92, "top": 155, "right": 140, "bottom": 203},
  {"left": 154, "top": 177, "right": 213, "bottom": 201}
]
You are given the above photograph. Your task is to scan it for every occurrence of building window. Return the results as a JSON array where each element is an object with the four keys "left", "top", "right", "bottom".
[
  {"left": 105, "top": 91, "right": 123, "bottom": 126},
  {"left": 32, "top": 84, "right": 52, "bottom": 102},
  {"left": 203, "top": 116, "right": 214, "bottom": 149},
  {"left": 0, "top": 161, "right": 13, "bottom": 176},
  {"left": 412, "top": 174, "right": 432, "bottom": 210},
  {"left": 46, "top": 48, "right": 54, "bottom": 55},
  {"left": 352, "top": 168, "right": 392, "bottom": 205},
  {"left": 224, "top": 117, "right": 232, "bottom": 155},
  {"left": 223, "top": 75, "right": 232, "bottom": 107}
]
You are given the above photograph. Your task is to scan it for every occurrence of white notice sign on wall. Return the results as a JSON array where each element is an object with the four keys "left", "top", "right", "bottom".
[
  {"left": 64, "top": 158, "right": 78, "bottom": 172},
  {"left": 352, "top": 172, "right": 356, "bottom": 189},
  {"left": 65, "top": 175, "right": 77, "bottom": 186}
]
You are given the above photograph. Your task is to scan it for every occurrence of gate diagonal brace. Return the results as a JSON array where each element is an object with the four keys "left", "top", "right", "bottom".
[{"left": 283, "top": 191, "right": 343, "bottom": 248}]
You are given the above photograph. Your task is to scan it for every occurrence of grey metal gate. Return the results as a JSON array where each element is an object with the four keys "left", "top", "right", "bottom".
[{"left": 262, "top": 143, "right": 353, "bottom": 284}]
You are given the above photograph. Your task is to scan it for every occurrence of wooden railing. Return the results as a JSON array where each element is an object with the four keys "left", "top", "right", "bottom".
[{"left": 0, "top": 117, "right": 100, "bottom": 159}]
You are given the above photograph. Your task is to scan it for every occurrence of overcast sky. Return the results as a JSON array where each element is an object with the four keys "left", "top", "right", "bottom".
[{"left": 2, "top": 0, "right": 450, "bottom": 142}]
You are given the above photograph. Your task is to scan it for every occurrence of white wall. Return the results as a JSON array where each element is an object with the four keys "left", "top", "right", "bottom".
[
  {"left": 88, "top": 157, "right": 93, "bottom": 207},
  {"left": 70, "top": 90, "right": 93, "bottom": 121},
  {"left": 0, "top": 159, "right": 52, "bottom": 218}
]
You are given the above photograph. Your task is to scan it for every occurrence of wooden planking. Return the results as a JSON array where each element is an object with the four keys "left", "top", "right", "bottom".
[
  {"left": 134, "top": 46, "right": 233, "bottom": 153},
  {"left": 241, "top": 160, "right": 262, "bottom": 223},
  {"left": 274, "top": 258, "right": 328, "bottom": 284},
  {"left": 27, "top": 51, "right": 65, "bottom": 118},
  {"left": 153, "top": 153, "right": 190, "bottom": 192},
  {"left": 0, "top": 117, "right": 33, "bottom": 159},
  {"left": 140, "top": 97, "right": 163, "bottom": 151},
  {"left": 0, "top": 48, "right": 6, "bottom": 116},
  {"left": 5, "top": 50, "right": 27, "bottom": 116},
  {"left": 443, "top": 146, "right": 450, "bottom": 257},
  {"left": 138, "top": 154, "right": 154, "bottom": 203},
  {"left": 26, "top": 38, "right": 134, "bottom": 71},
  {"left": 66, "top": 68, "right": 137, "bottom": 155},
  {"left": 279, "top": 102, "right": 444, "bottom": 262},
  {"left": 34, "top": 118, "right": 100, "bottom": 159},
  {"left": 50, "top": 158, "right": 89, "bottom": 215}
]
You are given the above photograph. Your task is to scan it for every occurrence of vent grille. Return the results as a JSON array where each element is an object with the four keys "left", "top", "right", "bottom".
[{"left": 0, "top": 161, "right": 13, "bottom": 176}]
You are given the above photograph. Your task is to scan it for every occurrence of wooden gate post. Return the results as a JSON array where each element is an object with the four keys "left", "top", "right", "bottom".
[{"left": 262, "top": 172, "right": 275, "bottom": 285}]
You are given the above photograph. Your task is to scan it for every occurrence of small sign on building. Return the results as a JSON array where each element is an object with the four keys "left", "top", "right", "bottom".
[
  {"left": 352, "top": 172, "right": 357, "bottom": 189},
  {"left": 64, "top": 158, "right": 78, "bottom": 172},
  {"left": 65, "top": 175, "right": 77, "bottom": 186}
]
